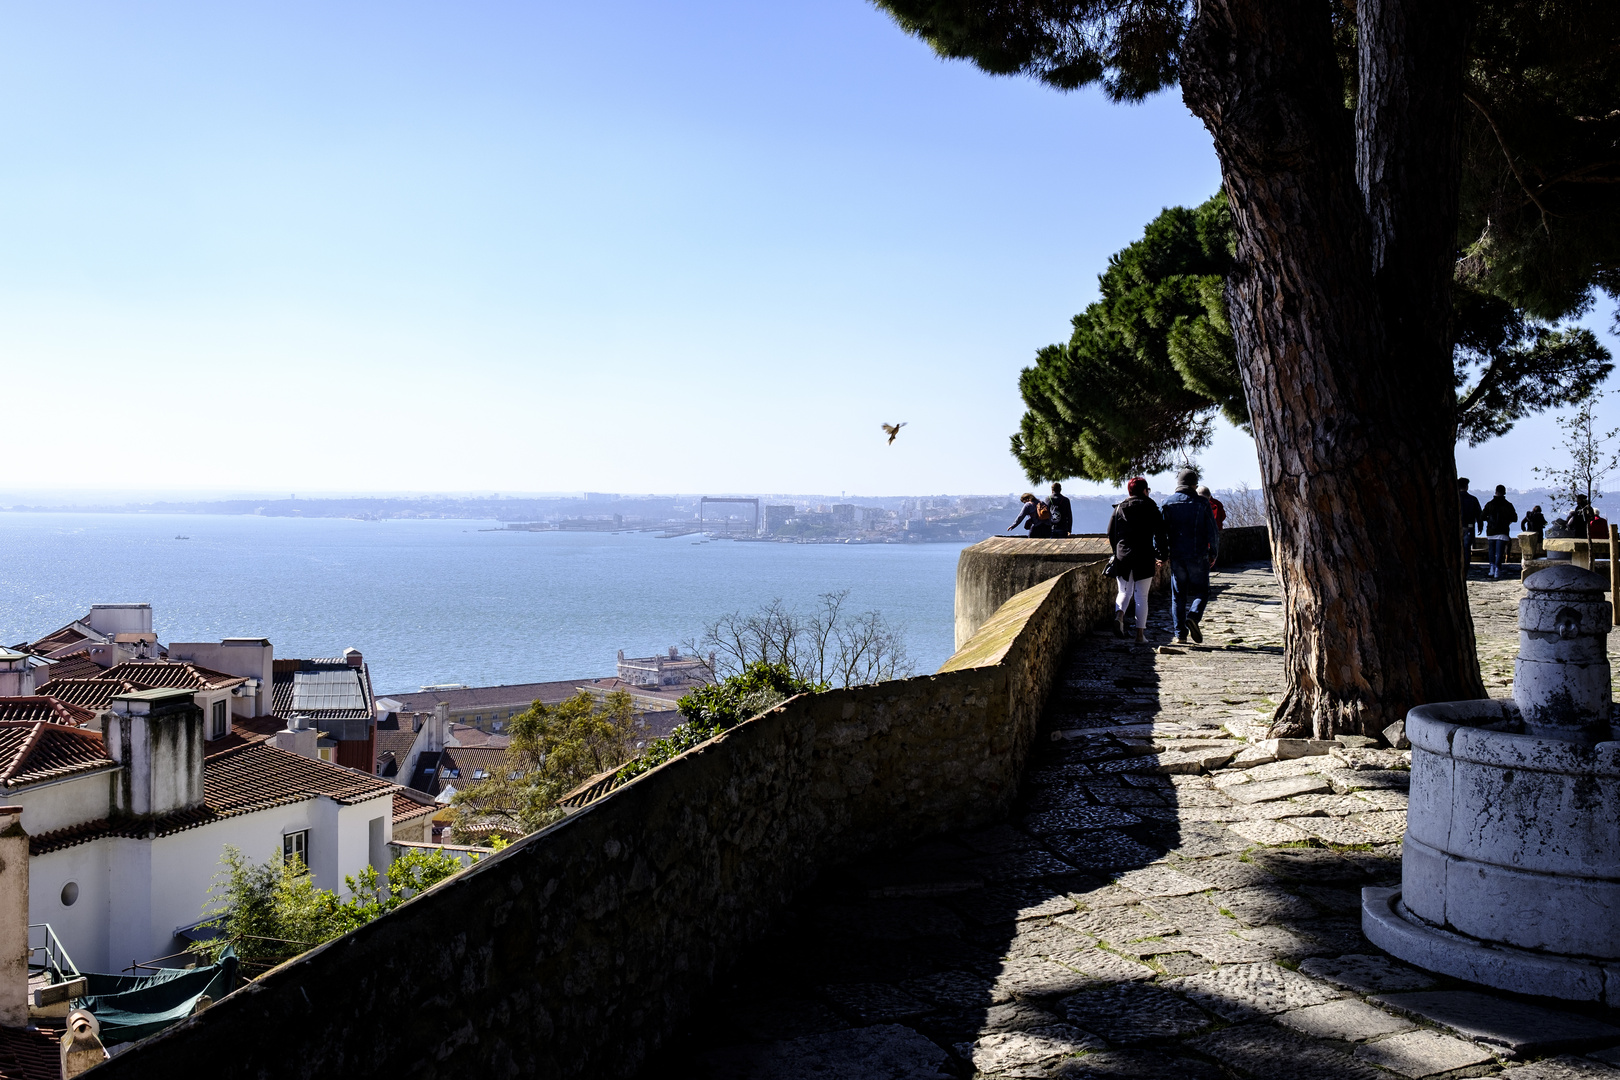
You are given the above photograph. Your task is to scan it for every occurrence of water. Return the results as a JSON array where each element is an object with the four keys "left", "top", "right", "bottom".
[{"left": 0, "top": 514, "right": 970, "bottom": 694}]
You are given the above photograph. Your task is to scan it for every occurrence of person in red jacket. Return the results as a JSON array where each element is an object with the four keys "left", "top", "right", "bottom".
[{"left": 1197, "top": 485, "right": 1225, "bottom": 569}]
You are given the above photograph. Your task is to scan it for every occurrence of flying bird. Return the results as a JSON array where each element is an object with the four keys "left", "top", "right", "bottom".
[{"left": 882, "top": 422, "right": 907, "bottom": 445}]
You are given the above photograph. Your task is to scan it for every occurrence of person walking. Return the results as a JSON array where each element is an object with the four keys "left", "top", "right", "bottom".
[
  {"left": 1481, "top": 485, "right": 1517, "bottom": 580},
  {"left": 1197, "top": 485, "right": 1226, "bottom": 535},
  {"left": 1162, "top": 467, "right": 1220, "bottom": 643},
  {"left": 1048, "top": 482, "right": 1073, "bottom": 539},
  {"left": 1106, "top": 478, "right": 1167, "bottom": 645},
  {"left": 1459, "top": 478, "right": 1483, "bottom": 579},
  {"left": 1007, "top": 493, "right": 1052, "bottom": 538}
]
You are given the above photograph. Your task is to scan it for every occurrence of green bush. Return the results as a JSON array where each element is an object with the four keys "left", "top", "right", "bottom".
[
  {"left": 199, "top": 846, "right": 466, "bottom": 971},
  {"left": 614, "top": 662, "right": 823, "bottom": 784}
]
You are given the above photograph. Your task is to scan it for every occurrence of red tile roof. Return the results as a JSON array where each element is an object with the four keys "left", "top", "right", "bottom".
[
  {"left": 42, "top": 651, "right": 102, "bottom": 681},
  {"left": 99, "top": 660, "right": 246, "bottom": 691},
  {"left": 0, "top": 720, "right": 113, "bottom": 787},
  {"left": 29, "top": 743, "right": 398, "bottom": 854},
  {"left": 0, "top": 1023, "right": 63, "bottom": 1080},
  {"left": 384, "top": 679, "right": 602, "bottom": 713},
  {"left": 28, "top": 679, "right": 144, "bottom": 710},
  {"left": 25, "top": 624, "right": 91, "bottom": 655},
  {"left": 392, "top": 789, "right": 438, "bottom": 825},
  {"left": 0, "top": 696, "right": 95, "bottom": 728},
  {"left": 439, "top": 746, "right": 511, "bottom": 784}
]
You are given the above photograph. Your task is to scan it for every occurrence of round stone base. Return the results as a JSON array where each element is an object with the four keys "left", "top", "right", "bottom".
[{"left": 1362, "top": 886, "right": 1620, "bottom": 1004}]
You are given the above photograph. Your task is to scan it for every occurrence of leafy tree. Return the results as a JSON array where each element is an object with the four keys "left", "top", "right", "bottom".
[
  {"left": 450, "top": 689, "right": 638, "bottom": 837},
  {"left": 1013, "top": 196, "right": 1611, "bottom": 483},
  {"left": 614, "top": 662, "right": 823, "bottom": 784},
  {"left": 874, "top": 0, "right": 1620, "bottom": 736},
  {"left": 199, "top": 846, "right": 465, "bottom": 972}
]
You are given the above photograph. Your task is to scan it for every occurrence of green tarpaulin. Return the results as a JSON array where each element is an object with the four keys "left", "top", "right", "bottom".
[{"left": 72, "top": 948, "right": 238, "bottom": 1044}]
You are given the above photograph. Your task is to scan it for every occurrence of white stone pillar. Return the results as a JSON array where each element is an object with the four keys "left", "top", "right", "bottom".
[{"left": 0, "top": 806, "right": 29, "bottom": 1028}]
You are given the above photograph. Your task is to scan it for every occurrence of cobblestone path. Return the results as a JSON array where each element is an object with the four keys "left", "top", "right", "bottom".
[{"left": 641, "top": 565, "right": 1620, "bottom": 1079}]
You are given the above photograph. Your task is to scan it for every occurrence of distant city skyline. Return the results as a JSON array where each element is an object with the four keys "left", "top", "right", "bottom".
[{"left": 0, "top": 2, "right": 1612, "bottom": 499}]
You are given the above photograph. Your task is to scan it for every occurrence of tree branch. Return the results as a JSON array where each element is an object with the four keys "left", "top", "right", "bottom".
[{"left": 1465, "top": 90, "right": 1552, "bottom": 234}]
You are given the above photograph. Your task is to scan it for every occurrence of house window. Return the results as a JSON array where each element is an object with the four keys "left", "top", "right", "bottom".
[
  {"left": 445, "top": 768, "right": 461, "bottom": 779},
  {"left": 211, "top": 700, "right": 228, "bottom": 739},
  {"left": 283, "top": 830, "right": 309, "bottom": 868},
  {"left": 473, "top": 769, "right": 488, "bottom": 780}
]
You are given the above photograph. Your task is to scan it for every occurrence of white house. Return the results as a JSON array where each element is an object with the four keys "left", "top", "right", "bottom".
[{"left": 1, "top": 687, "right": 397, "bottom": 975}]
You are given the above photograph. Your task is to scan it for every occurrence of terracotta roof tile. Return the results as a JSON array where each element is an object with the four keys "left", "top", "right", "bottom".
[
  {"left": 0, "top": 1023, "right": 63, "bottom": 1080},
  {"left": 99, "top": 660, "right": 246, "bottom": 691},
  {"left": 30, "top": 743, "right": 399, "bottom": 854},
  {"left": 440, "top": 747, "right": 511, "bottom": 783},
  {"left": 384, "top": 679, "right": 601, "bottom": 713},
  {"left": 0, "top": 696, "right": 96, "bottom": 728},
  {"left": 0, "top": 720, "right": 113, "bottom": 787},
  {"left": 30, "top": 679, "right": 144, "bottom": 709},
  {"left": 26, "top": 624, "right": 90, "bottom": 655},
  {"left": 392, "top": 789, "right": 437, "bottom": 824},
  {"left": 42, "top": 651, "right": 102, "bottom": 681}
]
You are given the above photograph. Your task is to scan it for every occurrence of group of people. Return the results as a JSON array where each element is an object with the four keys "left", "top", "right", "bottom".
[
  {"left": 1458, "top": 478, "right": 1609, "bottom": 580},
  {"left": 1007, "top": 470, "right": 1224, "bottom": 645},
  {"left": 1106, "top": 468, "right": 1221, "bottom": 645},
  {"left": 1007, "top": 483, "right": 1075, "bottom": 538}
]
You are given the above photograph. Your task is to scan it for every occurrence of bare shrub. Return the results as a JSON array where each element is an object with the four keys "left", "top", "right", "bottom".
[
  {"left": 690, "top": 590, "right": 913, "bottom": 688},
  {"left": 1218, "top": 482, "right": 1268, "bottom": 528}
]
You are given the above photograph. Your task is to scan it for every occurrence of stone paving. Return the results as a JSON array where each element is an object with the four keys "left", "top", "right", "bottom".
[{"left": 639, "top": 564, "right": 1620, "bottom": 1079}]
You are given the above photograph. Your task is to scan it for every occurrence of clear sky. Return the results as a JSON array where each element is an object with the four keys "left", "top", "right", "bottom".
[{"left": 1, "top": 1, "right": 1613, "bottom": 500}]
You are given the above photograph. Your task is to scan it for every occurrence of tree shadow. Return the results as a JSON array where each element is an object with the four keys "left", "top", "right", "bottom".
[{"left": 640, "top": 563, "right": 1401, "bottom": 1078}]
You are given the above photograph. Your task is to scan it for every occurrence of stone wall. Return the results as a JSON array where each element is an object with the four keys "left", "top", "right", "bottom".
[
  {"left": 1214, "top": 525, "right": 1271, "bottom": 567},
  {"left": 93, "top": 566, "right": 1114, "bottom": 1080},
  {"left": 954, "top": 536, "right": 1110, "bottom": 649}
]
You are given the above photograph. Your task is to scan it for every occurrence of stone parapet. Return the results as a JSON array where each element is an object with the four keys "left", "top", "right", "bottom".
[
  {"left": 90, "top": 566, "right": 1114, "bottom": 1080},
  {"left": 954, "top": 526, "right": 1270, "bottom": 649}
]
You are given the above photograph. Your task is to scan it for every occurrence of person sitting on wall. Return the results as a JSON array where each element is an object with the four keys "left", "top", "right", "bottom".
[
  {"left": 1007, "top": 493, "right": 1052, "bottom": 538},
  {"left": 1048, "top": 482, "right": 1073, "bottom": 539}
]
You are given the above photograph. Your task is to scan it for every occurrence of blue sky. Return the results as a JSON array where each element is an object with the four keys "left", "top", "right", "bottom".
[{"left": 0, "top": 1, "right": 1612, "bottom": 499}]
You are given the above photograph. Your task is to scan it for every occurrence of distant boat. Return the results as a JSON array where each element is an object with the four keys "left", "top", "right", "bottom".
[{"left": 175, "top": 535, "right": 190, "bottom": 540}]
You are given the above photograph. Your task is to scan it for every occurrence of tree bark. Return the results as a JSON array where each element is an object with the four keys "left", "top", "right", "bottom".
[{"left": 1181, "top": 0, "right": 1484, "bottom": 737}]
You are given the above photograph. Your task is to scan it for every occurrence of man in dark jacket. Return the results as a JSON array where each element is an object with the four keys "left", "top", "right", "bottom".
[
  {"left": 1480, "top": 485, "right": 1517, "bottom": 580},
  {"left": 1049, "top": 482, "right": 1073, "bottom": 539},
  {"left": 1459, "top": 478, "right": 1483, "bottom": 580},
  {"left": 1161, "top": 467, "right": 1219, "bottom": 644}
]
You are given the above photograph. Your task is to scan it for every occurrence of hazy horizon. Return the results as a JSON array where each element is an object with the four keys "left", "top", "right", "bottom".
[{"left": 0, "top": 2, "right": 1613, "bottom": 500}]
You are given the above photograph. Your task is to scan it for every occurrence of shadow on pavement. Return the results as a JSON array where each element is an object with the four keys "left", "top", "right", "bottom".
[{"left": 638, "top": 565, "right": 1407, "bottom": 1079}]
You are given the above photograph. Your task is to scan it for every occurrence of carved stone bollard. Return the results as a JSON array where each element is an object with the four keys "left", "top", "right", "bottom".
[
  {"left": 1513, "top": 565, "right": 1612, "bottom": 744},
  {"left": 1363, "top": 565, "right": 1620, "bottom": 1002}
]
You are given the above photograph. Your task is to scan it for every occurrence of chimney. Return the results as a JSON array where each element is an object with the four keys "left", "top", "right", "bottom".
[
  {"left": 0, "top": 650, "right": 34, "bottom": 698},
  {"left": 0, "top": 807, "right": 26, "bottom": 1028},
  {"left": 432, "top": 703, "right": 449, "bottom": 753},
  {"left": 106, "top": 689, "right": 205, "bottom": 817},
  {"left": 669, "top": 646, "right": 678, "bottom": 659},
  {"left": 343, "top": 647, "right": 363, "bottom": 668},
  {"left": 271, "top": 716, "right": 319, "bottom": 759}
]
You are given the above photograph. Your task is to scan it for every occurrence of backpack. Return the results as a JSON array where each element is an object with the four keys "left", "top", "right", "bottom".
[{"left": 1036, "top": 501, "right": 1051, "bottom": 522}]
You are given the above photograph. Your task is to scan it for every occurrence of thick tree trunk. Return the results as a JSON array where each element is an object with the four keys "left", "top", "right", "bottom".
[{"left": 1181, "top": 0, "right": 1484, "bottom": 737}]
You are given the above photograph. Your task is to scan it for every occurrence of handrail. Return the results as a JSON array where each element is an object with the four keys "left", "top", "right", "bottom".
[{"left": 27, "top": 922, "right": 79, "bottom": 980}]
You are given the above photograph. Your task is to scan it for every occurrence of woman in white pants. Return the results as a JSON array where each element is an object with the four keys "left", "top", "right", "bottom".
[{"left": 1106, "top": 477, "right": 1168, "bottom": 644}]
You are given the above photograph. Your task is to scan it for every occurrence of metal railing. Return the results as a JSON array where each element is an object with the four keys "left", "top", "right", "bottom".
[{"left": 28, "top": 923, "right": 79, "bottom": 981}]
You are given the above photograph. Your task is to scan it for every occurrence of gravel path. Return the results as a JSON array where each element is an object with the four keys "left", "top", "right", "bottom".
[{"left": 640, "top": 564, "right": 1620, "bottom": 1079}]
